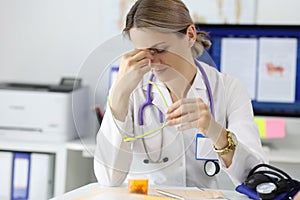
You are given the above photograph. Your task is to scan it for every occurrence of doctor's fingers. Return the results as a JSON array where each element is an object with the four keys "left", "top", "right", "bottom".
[
  {"left": 122, "top": 50, "right": 153, "bottom": 66},
  {"left": 119, "top": 58, "right": 151, "bottom": 77},
  {"left": 166, "top": 98, "right": 207, "bottom": 119},
  {"left": 166, "top": 104, "right": 196, "bottom": 123},
  {"left": 166, "top": 111, "right": 197, "bottom": 126},
  {"left": 176, "top": 119, "right": 209, "bottom": 132},
  {"left": 131, "top": 49, "right": 153, "bottom": 62},
  {"left": 174, "top": 109, "right": 212, "bottom": 132},
  {"left": 123, "top": 48, "right": 149, "bottom": 58},
  {"left": 167, "top": 98, "right": 196, "bottom": 114},
  {"left": 166, "top": 107, "right": 210, "bottom": 127},
  {"left": 119, "top": 58, "right": 152, "bottom": 76}
]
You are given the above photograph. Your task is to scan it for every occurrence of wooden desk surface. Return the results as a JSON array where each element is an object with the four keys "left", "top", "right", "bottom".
[{"left": 50, "top": 182, "right": 250, "bottom": 200}]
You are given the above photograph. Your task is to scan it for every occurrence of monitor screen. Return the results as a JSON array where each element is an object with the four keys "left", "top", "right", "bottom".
[{"left": 195, "top": 24, "right": 300, "bottom": 117}]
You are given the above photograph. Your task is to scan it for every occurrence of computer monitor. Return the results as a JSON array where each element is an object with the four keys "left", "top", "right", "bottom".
[{"left": 196, "top": 24, "right": 300, "bottom": 117}]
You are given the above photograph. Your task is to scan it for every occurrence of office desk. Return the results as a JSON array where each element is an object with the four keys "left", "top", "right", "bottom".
[{"left": 50, "top": 182, "right": 250, "bottom": 200}]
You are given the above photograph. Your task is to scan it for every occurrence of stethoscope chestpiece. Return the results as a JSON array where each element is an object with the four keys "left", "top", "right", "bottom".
[{"left": 204, "top": 160, "right": 220, "bottom": 177}]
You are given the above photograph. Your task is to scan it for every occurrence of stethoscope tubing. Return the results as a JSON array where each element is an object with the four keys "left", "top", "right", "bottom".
[
  {"left": 138, "top": 73, "right": 164, "bottom": 126},
  {"left": 195, "top": 60, "right": 215, "bottom": 118}
]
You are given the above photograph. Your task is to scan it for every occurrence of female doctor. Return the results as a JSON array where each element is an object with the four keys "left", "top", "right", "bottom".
[{"left": 94, "top": 0, "right": 267, "bottom": 188}]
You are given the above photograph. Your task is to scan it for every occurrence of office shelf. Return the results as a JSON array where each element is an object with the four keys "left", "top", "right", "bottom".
[
  {"left": 0, "top": 138, "right": 95, "bottom": 197},
  {"left": 67, "top": 137, "right": 96, "bottom": 158},
  {"left": 263, "top": 146, "right": 300, "bottom": 164}
]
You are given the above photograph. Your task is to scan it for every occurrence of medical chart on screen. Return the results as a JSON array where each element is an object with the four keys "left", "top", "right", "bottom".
[
  {"left": 257, "top": 38, "right": 297, "bottom": 103},
  {"left": 220, "top": 38, "right": 257, "bottom": 99}
]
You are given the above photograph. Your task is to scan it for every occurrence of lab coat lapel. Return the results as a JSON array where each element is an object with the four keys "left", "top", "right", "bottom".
[{"left": 187, "top": 68, "right": 209, "bottom": 106}]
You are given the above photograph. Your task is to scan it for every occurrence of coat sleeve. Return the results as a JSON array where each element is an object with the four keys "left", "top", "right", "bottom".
[
  {"left": 93, "top": 101, "right": 134, "bottom": 186},
  {"left": 220, "top": 74, "right": 268, "bottom": 186}
]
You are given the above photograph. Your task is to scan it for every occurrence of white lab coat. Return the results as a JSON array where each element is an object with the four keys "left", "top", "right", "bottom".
[{"left": 94, "top": 61, "right": 267, "bottom": 188}]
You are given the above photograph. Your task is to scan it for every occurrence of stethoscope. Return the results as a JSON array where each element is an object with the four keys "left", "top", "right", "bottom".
[
  {"left": 139, "top": 59, "right": 220, "bottom": 176},
  {"left": 139, "top": 73, "right": 167, "bottom": 164}
]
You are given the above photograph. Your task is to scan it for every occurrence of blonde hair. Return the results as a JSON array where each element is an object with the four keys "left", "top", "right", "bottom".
[{"left": 123, "top": 0, "right": 211, "bottom": 57}]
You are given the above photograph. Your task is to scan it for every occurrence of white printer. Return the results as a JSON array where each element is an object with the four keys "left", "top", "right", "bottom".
[{"left": 0, "top": 78, "right": 90, "bottom": 142}]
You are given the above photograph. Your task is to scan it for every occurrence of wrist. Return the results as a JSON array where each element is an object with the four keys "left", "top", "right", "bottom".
[
  {"left": 205, "top": 119, "right": 226, "bottom": 144},
  {"left": 213, "top": 128, "right": 229, "bottom": 149},
  {"left": 213, "top": 129, "right": 238, "bottom": 156}
]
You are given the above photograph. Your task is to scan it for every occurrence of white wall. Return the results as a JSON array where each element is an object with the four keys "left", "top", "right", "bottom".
[
  {"left": 0, "top": 0, "right": 103, "bottom": 84},
  {"left": 256, "top": 0, "right": 300, "bottom": 24}
]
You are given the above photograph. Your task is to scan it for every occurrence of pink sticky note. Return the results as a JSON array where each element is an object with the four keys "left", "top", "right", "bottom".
[{"left": 266, "top": 118, "right": 286, "bottom": 138}]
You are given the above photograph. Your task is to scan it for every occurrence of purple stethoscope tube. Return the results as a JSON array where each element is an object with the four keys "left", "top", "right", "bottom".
[
  {"left": 138, "top": 73, "right": 164, "bottom": 126},
  {"left": 196, "top": 60, "right": 215, "bottom": 118},
  {"left": 138, "top": 59, "right": 215, "bottom": 126}
]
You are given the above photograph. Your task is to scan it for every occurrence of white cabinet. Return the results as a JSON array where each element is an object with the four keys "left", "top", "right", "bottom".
[{"left": 0, "top": 139, "right": 96, "bottom": 198}]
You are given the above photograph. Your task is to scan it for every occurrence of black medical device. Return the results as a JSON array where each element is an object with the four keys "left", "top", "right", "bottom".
[{"left": 236, "top": 163, "right": 300, "bottom": 200}]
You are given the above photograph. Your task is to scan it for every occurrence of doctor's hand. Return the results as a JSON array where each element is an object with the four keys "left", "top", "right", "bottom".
[
  {"left": 114, "top": 49, "right": 153, "bottom": 93},
  {"left": 109, "top": 49, "right": 153, "bottom": 121},
  {"left": 166, "top": 98, "right": 225, "bottom": 143}
]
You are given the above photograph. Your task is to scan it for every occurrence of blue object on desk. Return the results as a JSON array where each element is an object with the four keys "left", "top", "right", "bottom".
[{"left": 236, "top": 184, "right": 260, "bottom": 200}]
